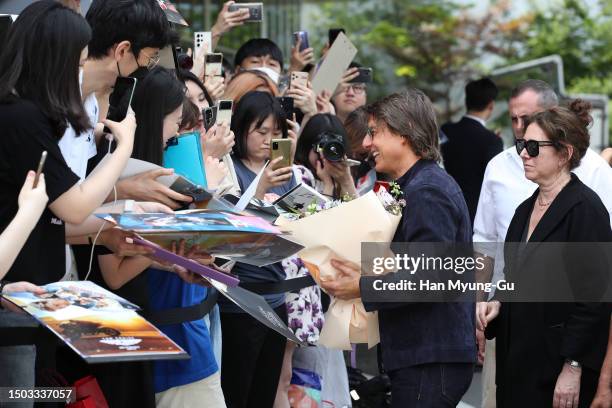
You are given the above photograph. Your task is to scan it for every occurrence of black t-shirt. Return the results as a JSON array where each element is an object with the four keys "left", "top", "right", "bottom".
[{"left": 0, "top": 97, "right": 80, "bottom": 284}]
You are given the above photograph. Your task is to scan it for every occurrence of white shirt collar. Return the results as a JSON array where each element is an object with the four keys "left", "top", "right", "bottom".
[{"left": 464, "top": 114, "right": 486, "bottom": 128}]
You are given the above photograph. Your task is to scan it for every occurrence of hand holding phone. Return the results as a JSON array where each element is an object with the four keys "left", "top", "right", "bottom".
[
  {"left": 103, "top": 77, "right": 138, "bottom": 135},
  {"left": 215, "top": 100, "right": 233, "bottom": 126},
  {"left": 33, "top": 151, "right": 47, "bottom": 188},
  {"left": 289, "top": 71, "right": 309, "bottom": 90},
  {"left": 227, "top": 3, "right": 263, "bottom": 22},
  {"left": 348, "top": 67, "right": 373, "bottom": 84},
  {"left": 18, "top": 152, "right": 49, "bottom": 217},
  {"left": 205, "top": 53, "right": 223, "bottom": 77}
]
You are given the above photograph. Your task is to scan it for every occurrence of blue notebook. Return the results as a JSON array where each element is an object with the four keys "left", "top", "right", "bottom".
[{"left": 163, "top": 131, "right": 207, "bottom": 189}]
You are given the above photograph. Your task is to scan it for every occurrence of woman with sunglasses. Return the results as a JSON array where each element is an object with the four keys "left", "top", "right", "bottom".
[{"left": 480, "top": 99, "right": 612, "bottom": 408}]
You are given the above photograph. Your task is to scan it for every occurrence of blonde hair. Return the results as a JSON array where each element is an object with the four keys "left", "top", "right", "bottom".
[{"left": 224, "top": 70, "right": 279, "bottom": 105}]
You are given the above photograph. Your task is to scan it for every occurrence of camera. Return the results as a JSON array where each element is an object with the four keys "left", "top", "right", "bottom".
[{"left": 314, "top": 132, "right": 345, "bottom": 162}]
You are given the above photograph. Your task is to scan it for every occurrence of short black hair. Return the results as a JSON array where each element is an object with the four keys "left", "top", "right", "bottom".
[
  {"left": 294, "top": 113, "right": 349, "bottom": 178},
  {"left": 0, "top": 0, "right": 91, "bottom": 138},
  {"left": 131, "top": 67, "right": 185, "bottom": 166},
  {"left": 465, "top": 77, "right": 498, "bottom": 111},
  {"left": 231, "top": 91, "right": 288, "bottom": 160},
  {"left": 86, "top": 0, "right": 173, "bottom": 59},
  {"left": 234, "top": 38, "right": 283, "bottom": 68}
]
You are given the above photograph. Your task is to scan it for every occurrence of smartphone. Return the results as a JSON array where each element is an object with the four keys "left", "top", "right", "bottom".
[
  {"left": 33, "top": 151, "right": 48, "bottom": 188},
  {"left": 348, "top": 67, "right": 373, "bottom": 84},
  {"left": 293, "top": 31, "right": 309, "bottom": 52},
  {"left": 205, "top": 53, "right": 223, "bottom": 77},
  {"left": 203, "top": 106, "right": 217, "bottom": 131},
  {"left": 215, "top": 100, "right": 233, "bottom": 126},
  {"left": 103, "top": 77, "right": 138, "bottom": 134},
  {"left": 328, "top": 28, "right": 346, "bottom": 45},
  {"left": 194, "top": 31, "right": 212, "bottom": 56},
  {"left": 289, "top": 71, "right": 309, "bottom": 90},
  {"left": 270, "top": 139, "right": 292, "bottom": 170},
  {"left": 276, "top": 96, "right": 294, "bottom": 119},
  {"left": 0, "top": 15, "right": 16, "bottom": 49},
  {"left": 228, "top": 2, "right": 263, "bottom": 22}
]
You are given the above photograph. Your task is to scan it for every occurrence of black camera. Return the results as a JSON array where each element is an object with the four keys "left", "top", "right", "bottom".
[{"left": 314, "top": 132, "right": 345, "bottom": 162}]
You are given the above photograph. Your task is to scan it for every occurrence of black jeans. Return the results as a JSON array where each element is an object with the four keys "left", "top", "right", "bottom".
[
  {"left": 220, "top": 306, "right": 288, "bottom": 408},
  {"left": 388, "top": 362, "right": 474, "bottom": 408}
]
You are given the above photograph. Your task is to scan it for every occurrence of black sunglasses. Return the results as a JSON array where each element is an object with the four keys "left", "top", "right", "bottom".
[{"left": 515, "top": 139, "right": 557, "bottom": 157}]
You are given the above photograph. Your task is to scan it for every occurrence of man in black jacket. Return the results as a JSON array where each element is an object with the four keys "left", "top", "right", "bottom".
[
  {"left": 322, "top": 90, "right": 476, "bottom": 407},
  {"left": 441, "top": 78, "right": 503, "bottom": 224}
]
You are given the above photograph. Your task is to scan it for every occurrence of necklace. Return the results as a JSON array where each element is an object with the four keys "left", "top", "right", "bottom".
[
  {"left": 537, "top": 173, "right": 571, "bottom": 207},
  {"left": 537, "top": 195, "right": 551, "bottom": 207}
]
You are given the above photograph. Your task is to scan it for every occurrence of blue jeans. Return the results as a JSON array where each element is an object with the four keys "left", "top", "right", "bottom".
[{"left": 388, "top": 363, "right": 474, "bottom": 408}]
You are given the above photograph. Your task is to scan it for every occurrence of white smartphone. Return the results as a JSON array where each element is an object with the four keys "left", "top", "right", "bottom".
[
  {"left": 194, "top": 31, "right": 212, "bottom": 56},
  {"left": 289, "top": 71, "right": 309, "bottom": 90},
  {"left": 205, "top": 53, "right": 223, "bottom": 77},
  {"left": 215, "top": 100, "right": 233, "bottom": 127}
]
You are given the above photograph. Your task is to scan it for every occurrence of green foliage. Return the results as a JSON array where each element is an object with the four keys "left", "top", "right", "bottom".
[
  {"left": 310, "top": 0, "right": 527, "bottom": 121},
  {"left": 514, "top": 0, "right": 612, "bottom": 143}
]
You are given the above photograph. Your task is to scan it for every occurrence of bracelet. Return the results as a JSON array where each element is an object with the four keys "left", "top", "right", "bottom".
[{"left": 565, "top": 359, "right": 582, "bottom": 369}]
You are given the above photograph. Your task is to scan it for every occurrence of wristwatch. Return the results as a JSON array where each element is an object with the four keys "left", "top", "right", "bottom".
[{"left": 565, "top": 359, "right": 582, "bottom": 369}]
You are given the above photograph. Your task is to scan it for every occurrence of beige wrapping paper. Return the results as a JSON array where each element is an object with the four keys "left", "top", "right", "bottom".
[{"left": 280, "top": 191, "right": 401, "bottom": 350}]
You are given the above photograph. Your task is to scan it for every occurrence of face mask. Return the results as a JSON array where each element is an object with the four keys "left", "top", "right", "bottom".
[{"left": 250, "top": 66, "right": 280, "bottom": 84}]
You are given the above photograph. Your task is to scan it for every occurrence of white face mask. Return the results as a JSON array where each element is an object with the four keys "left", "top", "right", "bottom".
[{"left": 250, "top": 67, "right": 280, "bottom": 84}]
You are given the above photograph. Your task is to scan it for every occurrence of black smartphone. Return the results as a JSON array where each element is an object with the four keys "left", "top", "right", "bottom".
[
  {"left": 203, "top": 106, "right": 217, "bottom": 131},
  {"left": 348, "top": 67, "right": 373, "bottom": 84},
  {"left": 276, "top": 96, "right": 294, "bottom": 119},
  {"left": 0, "top": 16, "right": 14, "bottom": 49},
  {"left": 328, "top": 28, "right": 345, "bottom": 45},
  {"left": 33, "top": 151, "right": 47, "bottom": 188},
  {"left": 293, "top": 31, "right": 309, "bottom": 52},
  {"left": 103, "top": 77, "right": 137, "bottom": 134}
]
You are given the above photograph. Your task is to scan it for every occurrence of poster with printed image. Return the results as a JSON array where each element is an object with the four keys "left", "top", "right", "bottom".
[{"left": 2, "top": 281, "right": 188, "bottom": 363}]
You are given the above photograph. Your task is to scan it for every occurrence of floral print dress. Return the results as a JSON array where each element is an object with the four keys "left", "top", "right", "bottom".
[{"left": 282, "top": 165, "right": 325, "bottom": 345}]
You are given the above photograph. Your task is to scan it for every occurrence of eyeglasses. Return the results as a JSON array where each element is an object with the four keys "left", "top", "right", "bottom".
[
  {"left": 140, "top": 50, "right": 161, "bottom": 70},
  {"left": 515, "top": 138, "right": 557, "bottom": 157},
  {"left": 341, "top": 83, "right": 367, "bottom": 95}
]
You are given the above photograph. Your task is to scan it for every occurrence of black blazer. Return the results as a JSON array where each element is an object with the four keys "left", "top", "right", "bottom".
[
  {"left": 441, "top": 117, "right": 503, "bottom": 224},
  {"left": 486, "top": 174, "right": 612, "bottom": 407}
]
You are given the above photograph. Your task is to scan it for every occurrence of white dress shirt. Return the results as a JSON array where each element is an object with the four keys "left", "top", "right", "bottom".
[
  {"left": 59, "top": 70, "right": 98, "bottom": 181},
  {"left": 464, "top": 114, "right": 487, "bottom": 128},
  {"left": 473, "top": 146, "right": 612, "bottom": 285}
]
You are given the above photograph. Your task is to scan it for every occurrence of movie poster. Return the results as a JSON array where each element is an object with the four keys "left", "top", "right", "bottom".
[{"left": 2, "top": 281, "right": 187, "bottom": 363}]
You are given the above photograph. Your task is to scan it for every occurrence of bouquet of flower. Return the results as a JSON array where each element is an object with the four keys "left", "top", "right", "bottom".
[{"left": 278, "top": 185, "right": 404, "bottom": 349}]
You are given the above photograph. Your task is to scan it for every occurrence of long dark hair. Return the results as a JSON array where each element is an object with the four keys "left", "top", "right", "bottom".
[
  {"left": 0, "top": 0, "right": 92, "bottom": 138},
  {"left": 131, "top": 67, "right": 185, "bottom": 166},
  {"left": 177, "top": 69, "right": 213, "bottom": 107},
  {"left": 231, "top": 91, "right": 288, "bottom": 160},
  {"left": 295, "top": 113, "right": 349, "bottom": 177}
]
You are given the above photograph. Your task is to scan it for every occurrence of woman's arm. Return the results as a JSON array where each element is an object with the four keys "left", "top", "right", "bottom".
[
  {"left": 98, "top": 254, "right": 153, "bottom": 290},
  {"left": 0, "top": 172, "right": 48, "bottom": 280},
  {"left": 49, "top": 114, "right": 136, "bottom": 225}
]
